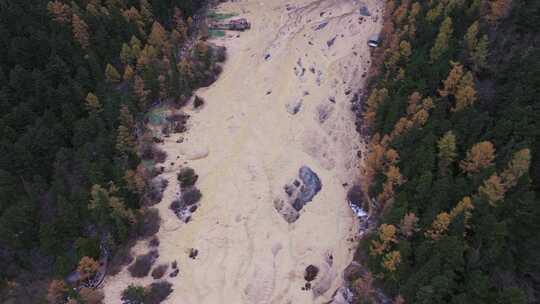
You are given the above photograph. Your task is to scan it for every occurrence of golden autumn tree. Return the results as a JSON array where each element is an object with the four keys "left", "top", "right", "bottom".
[
  {"left": 123, "top": 64, "right": 134, "bottom": 81},
  {"left": 85, "top": 92, "right": 102, "bottom": 112},
  {"left": 479, "top": 174, "right": 506, "bottom": 205},
  {"left": 86, "top": 3, "right": 99, "bottom": 16},
  {"left": 72, "top": 14, "right": 90, "bottom": 49},
  {"left": 471, "top": 34, "right": 488, "bottom": 71},
  {"left": 77, "top": 256, "right": 99, "bottom": 280},
  {"left": 136, "top": 44, "right": 157, "bottom": 69},
  {"left": 124, "top": 165, "right": 146, "bottom": 194},
  {"left": 123, "top": 7, "right": 145, "bottom": 34},
  {"left": 48, "top": 1, "right": 71, "bottom": 24},
  {"left": 460, "top": 141, "right": 496, "bottom": 173},
  {"left": 400, "top": 212, "right": 419, "bottom": 238},
  {"left": 105, "top": 64, "right": 121, "bottom": 83},
  {"left": 148, "top": 21, "right": 170, "bottom": 53},
  {"left": 438, "top": 62, "right": 478, "bottom": 111},
  {"left": 485, "top": 0, "right": 512, "bottom": 24},
  {"left": 382, "top": 250, "right": 401, "bottom": 272},
  {"left": 450, "top": 196, "right": 474, "bottom": 229},
  {"left": 453, "top": 71, "right": 477, "bottom": 111},
  {"left": 129, "top": 36, "right": 142, "bottom": 59},
  {"left": 363, "top": 134, "right": 387, "bottom": 194},
  {"left": 439, "top": 61, "right": 464, "bottom": 97},
  {"left": 116, "top": 105, "right": 136, "bottom": 153},
  {"left": 430, "top": 17, "right": 453, "bottom": 61},
  {"left": 399, "top": 40, "right": 412, "bottom": 58},
  {"left": 465, "top": 21, "right": 480, "bottom": 52},
  {"left": 120, "top": 43, "right": 134, "bottom": 64},
  {"left": 378, "top": 165, "right": 406, "bottom": 208},
  {"left": 426, "top": 2, "right": 444, "bottom": 22},
  {"left": 79, "top": 288, "right": 104, "bottom": 304},
  {"left": 354, "top": 272, "right": 375, "bottom": 299},
  {"left": 47, "top": 279, "right": 68, "bottom": 304},
  {"left": 370, "top": 224, "right": 398, "bottom": 256},
  {"left": 500, "top": 148, "right": 530, "bottom": 189},
  {"left": 407, "top": 91, "right": 422, "bottom": 115},
  {"left": 425, "top": 212, "right": 451, "bottom": 240},
  {"left": 364, "top": 88, "right": 389, "bottom": 128},
  {"left": 438, "top": 131, "right": 457, "bottom": 174}
]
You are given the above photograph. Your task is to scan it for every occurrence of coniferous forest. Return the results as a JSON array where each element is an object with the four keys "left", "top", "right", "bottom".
[
  {"left": 0, "top": 0, "right": 224, "bottom": 302},
  {"left": 354, "top": 0, "right": 540, "bottom": 303}
]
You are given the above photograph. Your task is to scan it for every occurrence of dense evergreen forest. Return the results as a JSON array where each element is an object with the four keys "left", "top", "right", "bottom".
[
  {"left": 354, "top": 0, "right": 540, "bottom": 303},
  {"left": 0, "top": 0, "right": 223, "bottom": 302}
]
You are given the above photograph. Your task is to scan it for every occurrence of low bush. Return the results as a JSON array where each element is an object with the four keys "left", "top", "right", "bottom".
[
  {"left": 148, "top": 236, "right": 160, "bottom": 248},
  {"left": 108, "top": 242, "right": 134, "bottom": 276},
  {"left": 154, "top": 149, "right": 167, "bottom": 164},
  {"left": 121, "top": 281, "right": 173, "bottom": 304},
  {"left": 177, "top": 167, "right": 198, "bottom": 188},
  {"left": 182, "top": 188, "right": 202, "bottom": 206},
  {"left": 127, "top": 250, "right": 159, "bottom": 278},
  {"left": 137, "top": 208, "right": 161, "bottom": 238},
  {"left": 79, "top": 287, "right": 104, "bottom": 304},
  {"left": 193, "top": 95, "right": 205, "bottom": 108},
  {"left": 146, "top": 281, "right": 173, "bottom": 304},
  {"left": 213, "top": 45, "right": 227, "bottom": 62},
  {"left": 151, "top": 264, "right": 168, "bottom": 280},
  {"left": 121, "top": 284, "right": 145, "bottom": 304},
  {"left": 144, "top": 179, "right": 168, "bottom": 206}
]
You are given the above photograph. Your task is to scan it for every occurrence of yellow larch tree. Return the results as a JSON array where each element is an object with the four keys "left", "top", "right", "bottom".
[
  {"left": 460, "top": 141, "right": 496, "bottom": 173},
  {"left": 430, "top": 17, "right": 453, "bottom": 61},
  {"left": 425, "top": 212, "right": 451, "bottom": 240},
  {"left": 382, "top": 250, "right": 401, "bottom": 272},
  {"left": 72, "top": 14, "right": 90, "bottom": 49}
]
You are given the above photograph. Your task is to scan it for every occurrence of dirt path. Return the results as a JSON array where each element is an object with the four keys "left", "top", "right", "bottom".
[{"left": 103, "top": 0, "right": 382, "bottom": 303}]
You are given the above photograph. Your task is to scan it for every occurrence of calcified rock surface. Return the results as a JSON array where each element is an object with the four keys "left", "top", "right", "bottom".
[{"left": 103, "top": 0, "right": 382, "bottom": 303}]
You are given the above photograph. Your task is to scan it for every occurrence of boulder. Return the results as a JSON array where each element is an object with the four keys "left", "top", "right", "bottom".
[
  {"left": 298, "top": 166, "right": 322, "bottom": 203},
  {"left": 305, "top": 265, "right": 319, "bottom": 281},
  {"left": 286, "top": 99, "right": 302, "bottom": 115}
]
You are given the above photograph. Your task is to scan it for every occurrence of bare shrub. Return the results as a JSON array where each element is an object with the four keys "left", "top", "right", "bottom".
[
  {"left": 121, "top": 284, "right": 145, "bottom": 304},
  {"left": 144, "top": 178, "right": 168, "bottom": 206},
  {"left": 108, "top": 242, "right": 134, "bottom": 276},
  {"left": 182, "top": 188, "right": 202, "bottom": 206},
  {"left": 177, "top": 167, "right": 198, "bottom": 188},
  {"left": 154, "top": 149, "right": 167, "bottom": 164},
  {"left": 151, "top": 264, "right": 168, "bottom": 279},
  {"left": 137, "top": 208, "right": 161, "bottom": 238},
  {"left": 146, "top": 281, "right": 173, "bottom": 304},
  {"left": 193, "top": 95, "right": 205, "bottom": 108},
  {"left": 128, "top": 250, "right": 159, "bottom": 278},
  {"left": 79, "top": 287, "right": 104, "bottom": 304},
  {"left": 148, "top": 236, "right": 160, "bottom": 248},
  {"left": 213, "top": 45, "right": 227, "bottom": 62},
  {"left": 47, "top": 280, "right": 67, "bottom": 304},
  {"left": 141, "top": 144, "right": 154, "bottom": 160}
]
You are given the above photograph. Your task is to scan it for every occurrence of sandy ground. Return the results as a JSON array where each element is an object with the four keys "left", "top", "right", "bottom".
[{"left": 103, "top": 0, "right": 382, "bottom": 303}]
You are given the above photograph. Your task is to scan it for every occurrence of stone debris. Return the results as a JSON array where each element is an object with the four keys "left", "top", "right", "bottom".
[{"left": 274, "top": 166, "right": 322, "bottom": 223}]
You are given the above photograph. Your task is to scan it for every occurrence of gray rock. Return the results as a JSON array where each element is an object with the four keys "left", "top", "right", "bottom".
[
  {"left": 286, "top": 99, "right": 303, "bottom": 115},
  {"left": 298, "top": 166, "right": 322, "bottom": 203}
]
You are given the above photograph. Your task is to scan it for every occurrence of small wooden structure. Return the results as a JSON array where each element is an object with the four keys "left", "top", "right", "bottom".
[{"left": 210, "top": 18, "right": 251, "bottom": 31}]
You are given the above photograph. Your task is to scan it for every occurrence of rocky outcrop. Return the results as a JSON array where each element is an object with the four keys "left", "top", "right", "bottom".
[{"left": 274, "top": 166, "right": 322, "bottom": 223}]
